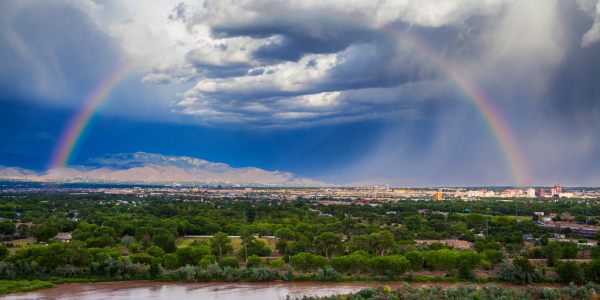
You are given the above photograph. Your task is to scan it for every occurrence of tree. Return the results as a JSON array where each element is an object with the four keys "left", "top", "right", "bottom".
[
  {"left": 163, "top": 253, "right": 179, "bottom": 269},
  {"left": 31, "top": 223, "right": 58, "bottom": 243},
  {"left": 210, "top": 232, "right": 233, "bottom": 258},
  {"left": 244, "top": 239, "right": 272, "bottom": 257},
  {"left": 290, "top": 252, "right": 328, "bottom": 272},
  {"left": 368, "top": 231, "right": 396, "bottom": 256},
  {"left": 175, "top": 245, "right": 212, "bottom": 266},
  {"left": 0, "top": 220, "right": 16, "bottom": 235},
  {"left": 457, "top": 251, "right": 481, "bottom": 278},
  {"left": 314, "top": 232, "right": 343, "bottom": 259},
  {"left": 331, "top": 253, "right": 369, "bottom": 274},
  {"left": 369, "top": 255, "right": 409, "bottom": 276},
  {"left": 0, "top": 244, "right": 8, "bottom": 259},
  {"left": 556, "top": 261, "right": 583, "bottom": 284},
  {"left": 274, "top": 227, "right": 296, "bottom": 240},
  {"left": 247, "top": 255, "right": 262, "bottom": 268},
  {"left": 147, "top": 245, "right": 165, "bottom": 258},
  {"left": 153, "top": 233, "right": 176, "bottom": 253},
  {"left": 404, "top": 251, "right": 424, "bottom": 271},
  {"left": 498, "top": 256, "right": 542, "bottom": 284},
  {"left": 543, "top": 242, "right": 563, "bottom": 267},
  {"left": 403, "top": 216, "right": 422, "bottom": 231},
  {"left": 347, "top": 235, "right": 370, "bottom": 253}
]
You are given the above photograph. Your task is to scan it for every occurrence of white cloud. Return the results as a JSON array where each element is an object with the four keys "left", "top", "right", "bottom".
[{"left": 581, "top": 0, "right": 600, "bottom": 47}]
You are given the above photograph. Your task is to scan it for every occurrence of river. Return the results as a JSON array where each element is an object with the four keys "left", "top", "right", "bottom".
[{"left": 0, "top": 281, "right": 564, "bottom": 300}]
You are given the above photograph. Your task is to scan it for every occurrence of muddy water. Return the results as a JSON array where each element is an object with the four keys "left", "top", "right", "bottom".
[{"left": 0, "top": 281, "right": 564, "bottom": 300}]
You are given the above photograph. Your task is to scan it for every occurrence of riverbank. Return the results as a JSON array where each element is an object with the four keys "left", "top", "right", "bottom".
[
  {"left": 0, "top": 279, "right": 572, "bottom": 299},
  {"left": 0, "top": 280, "right": 54, "bottom": 295}
]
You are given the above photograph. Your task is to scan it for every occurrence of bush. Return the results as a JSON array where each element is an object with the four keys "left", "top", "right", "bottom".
[
  {"left": 290, "top": 253, "right": 329, "bottom": 272},
  {"left": 404, "top": 251, "right": 424, "bottom": 271},
  {"left": 268, "top": 258, "right": 285, "bottom": 268},
  {"left": 147, "top": 246, "right": 165, "bottom": 258},
  {"left": 369, "top": 255, "right": 409, "bottom": 276},
  {"left": 331, "top": 253, "right": 368, "bottom": 274},
  {"left": 162, "top": 253, "right": 179, "bottom": 270},
  {"left": 219, "top": 256, "right": 240, "bottom": 268},
  {"left": 315, "top": 266, "right": 341, "bottom": 281},
  {"left": 246, "top": 255, "right": 262, "bottom": 268},
  {"left": 175, "top": 245, "right": 212, "bottom": 266},
  {"left": 497, "top": 256, "right": 543, "bottom": 284},
  {"left": 249, "top": 268, "right": 279, "bottom": 281},
  {"left": 221, "top": 266, "right": 242, "bottom": 281},
  {"left": 198, "top": 254, "right": 216, "bottom": 268},
  {"left": 129, "top": 253, "right": 158, "bottom": 265},
  {"left": 556, "top": 261, "right": 584, "bottom": 284}
]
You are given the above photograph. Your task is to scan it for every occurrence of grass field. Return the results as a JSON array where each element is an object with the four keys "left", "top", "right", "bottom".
[{"left": 176, "top": 236, "right": 278, "bottom": 252}]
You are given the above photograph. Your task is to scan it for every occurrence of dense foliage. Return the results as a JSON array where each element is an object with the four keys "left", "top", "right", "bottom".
[{"left": 1, "top": 192, "right": 600, "bottom": 285}]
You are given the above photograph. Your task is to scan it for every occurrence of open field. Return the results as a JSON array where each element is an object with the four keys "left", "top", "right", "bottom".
[{"left": 176, "top": 236, "right": 278, "bottom": 252}]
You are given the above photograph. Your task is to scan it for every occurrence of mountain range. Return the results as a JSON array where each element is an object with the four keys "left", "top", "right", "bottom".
[{"left": 0, "top": 152, "right": 325, "bottom": 187}]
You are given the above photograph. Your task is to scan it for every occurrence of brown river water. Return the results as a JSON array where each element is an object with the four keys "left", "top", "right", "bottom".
[{"left": 0, "top": 281, "right": 565, "bottom": 300}]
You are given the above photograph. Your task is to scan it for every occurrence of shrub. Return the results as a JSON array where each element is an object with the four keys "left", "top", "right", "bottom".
[
  {"left": 268, "top": 258, "right": 285, "bottom": 268},
  {"left": 198, "top": 254, "right": 216, "bottom": 268},
  {"left": 369, "top": 255, "right": 409, "bottom": 276},
  {"left": 247, "top": 255, "right": 262, "bottom": 268},
  {"left": 404, "top": 251, "right": 424, "bottom": 271},
  {"left": 290, "top": 253, "right": 329, "bottom": 272},
  {"left": 219, "top": 256, "right": 240, "bottom": 268},
  {"left": 162, "top": 253, "right": 178, "bottom": 270},
  {"left": 249, "top": 268, "right": 279, "bottom": 281},
  {"left": 497, "top": 256, "right": 542, "bottom": 284},
  {"left": 129, "top": 253, "right": 157, "bottom": 265},
  {"left": 221, "top": 266, "right": 242, "bottom": 281},
  {"left": 147, "top": 246, "right": 165, "bottom": 259},
  {"left": 556, "top": 261, "right": 584, "bottom": 284},
  {"left": 315, "top": 266, "right": 341, "bottom": 281}
]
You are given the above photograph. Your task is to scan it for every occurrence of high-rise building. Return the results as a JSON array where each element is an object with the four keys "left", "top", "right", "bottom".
[
  {"left": 536, "top": 188, "right": 546, "bottom": 198},
  {"left": 526, "top": 188, "right": 536, "bottom": 198},
  {"left": 551, "top": 184, "right": 562, "bottom": 196}
]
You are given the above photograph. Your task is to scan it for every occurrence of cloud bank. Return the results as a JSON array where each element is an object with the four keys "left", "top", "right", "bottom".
[{"left": 1, "top": 0, "right": 600, "bottom": 185}]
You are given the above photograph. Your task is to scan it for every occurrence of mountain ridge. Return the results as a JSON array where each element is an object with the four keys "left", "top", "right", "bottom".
[{"left": 0, "top": 152, "right": 325, "bottom": 187}]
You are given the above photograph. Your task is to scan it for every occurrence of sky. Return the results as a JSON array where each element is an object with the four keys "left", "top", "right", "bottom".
[{"left": 1, "top": 0, "right": 600, "bottom": 186}]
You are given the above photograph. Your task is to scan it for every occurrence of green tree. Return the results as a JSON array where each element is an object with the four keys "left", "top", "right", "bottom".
[
  {"left": 247, "top": 255, "right": 262, "bottom": 268},
  {"left": 369, "top": 255, "right": 409, "bottom": 276},
  {"left": 0, "top": 220, "right": 16, "bottom": 235},
  {"left": 210, "top": 232, "right": 233, "bottom": 258},
  {"left": 368, "top": 231, "right": 396, "bottom": 255},
  {"left": 147, "top": 245, "right": 165, "bottom": 258},
  {"left": 556, "top": 261, "right": 583, "bottom": 284},
  {"left": 314, "top": 232, "right": 343, "bottom": 259},
  {"left": 290, "top": 252, "right": 328, "bottom": 272},
  {"left": 543, "top": 242, "right": 562, "bottom": 267},
  {"left": 163, "top": 253, "right": 179, "bottom": 269},
  {"left": 31, "top": 223, "right": 58, "bottom": 243},
  {"left": 153, "top": 233, "right": 176, "bottom": 253},
  {"left": 175, "top": 245, "right": 212, "bottom": 266}
]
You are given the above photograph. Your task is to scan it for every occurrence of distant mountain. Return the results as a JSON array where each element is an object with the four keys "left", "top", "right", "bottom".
[{"left": 0, "top": 152, "right": 325, "bottom": 187}]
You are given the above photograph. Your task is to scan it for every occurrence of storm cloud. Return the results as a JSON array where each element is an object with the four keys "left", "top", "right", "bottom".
[{"left": 1, "top": 0, "right": 599, "bottom": 185}]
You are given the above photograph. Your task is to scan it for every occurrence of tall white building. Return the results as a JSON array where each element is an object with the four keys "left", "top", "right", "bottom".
[{"left": 526, "top": 188, "right": 536, "bottom": 198}]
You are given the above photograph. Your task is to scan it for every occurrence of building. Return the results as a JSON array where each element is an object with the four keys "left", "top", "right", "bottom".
[
  {"left": 551, "top": 184, "right": 562, "bottom": 196},
  {"left": 536, "top": 188, "right": 546, "bottom": 198},
  {"left": 527, "top": 188, "right": 536, "bottom": 198},
  {"left": 433, "top": 191, "right": 443, "bottom": 201}
]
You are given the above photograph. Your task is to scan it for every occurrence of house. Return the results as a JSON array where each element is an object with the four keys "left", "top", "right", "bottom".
[{"left": 54, "top": 232, "right": 72, "bottom": 243}]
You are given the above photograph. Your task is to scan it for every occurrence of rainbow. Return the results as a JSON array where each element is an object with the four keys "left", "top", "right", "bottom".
[
  {"left": 370, "top": 26, "right": 530, "bottom": 185},
  {"left": 49, "top": 62, "right": 136, "bottom": 169},
  {"left": 48, "top": 27, "right": 529, "bottom": 185}
]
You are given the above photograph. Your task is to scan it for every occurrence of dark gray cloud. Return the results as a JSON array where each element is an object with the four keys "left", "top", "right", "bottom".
[{"left": 0, "top": 0, "right": 121, "bottom": 104}]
